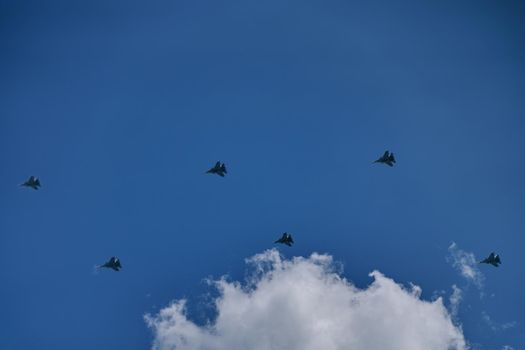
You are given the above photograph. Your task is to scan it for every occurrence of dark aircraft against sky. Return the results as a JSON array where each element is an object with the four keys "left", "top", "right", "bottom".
[
  {"left": 17, "top": 158, "right": 503, "bottom": 275},
  {"left": 274, "top": 232, "right": 294, "bottom": 247},
  {"left": 373, "top": 150, "right": 396, "bottom": 167},
  {"left": 21, "top": 176, "right": 41, "bottom": 190},
  {"left": 479, "top": 252, "right": 501, "bottom": 267},
  {"left": 97, "top": 257, "right": 122, "bottom": 271},
  {"left": 206, "top": 161, "right": 227, "bottom": 177}
]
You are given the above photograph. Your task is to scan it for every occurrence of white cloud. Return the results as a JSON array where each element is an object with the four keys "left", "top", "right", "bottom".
[
  {"left": 431, "top": 289, "right": 446, "bottom": 301},
  {"left": 481, "top": 311, "right": 517, "bottom": 332},
  {"left": 145, "top": 249, "right": 466, "bottom": 350},
  {"left": 500, "top": 322, "right": 517, "bottom": 330},
  {"left": 502, "top": 346, "right": 514, "bottom": 350},
  {"left": 449, "top": 285, "right": 463, "bottom": 319},
  {"left": 447, "top": 242, "right": 484, "bottom": 289}
]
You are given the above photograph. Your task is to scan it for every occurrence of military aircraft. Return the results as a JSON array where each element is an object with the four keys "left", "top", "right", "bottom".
[
  {"left": 21, "top": 176, "right": 41, "bottom": 190},
  {"left": 373, "top": 150, "right": 396, "bottom": 167},
  {"left": 97, "top": 257, "right": 122, "bottom": 271},
  {"left": 206, "top": 161, "right": 227, "bottom": 177},
  {"left": 479, "top": 252, "right": 501, "bottom": 267},
  {"left": 274, "top": 232, "right": 294, "bottom": 247}
]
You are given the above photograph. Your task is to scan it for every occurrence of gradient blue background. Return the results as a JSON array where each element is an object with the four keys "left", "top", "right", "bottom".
[{"left": 1, "top": 0, "right": 524, "bottom": 349}]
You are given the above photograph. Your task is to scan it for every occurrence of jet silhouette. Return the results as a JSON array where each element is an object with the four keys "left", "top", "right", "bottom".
[
  {"left": 21, "top": 176, "right": 41, "bottom": 190},
  {"left": 274, "top": 232, "right": 294, "bottom": 247},
  {"left": 206, "top": 161, "right": 227, "bottom": 177},
  {"left": 97, "top": 257, "right": 122, "bottom": 271},
  {"left": 479, "top": 252, "right": 501, "bottom": 267},
  {"left": 373, "top": 150, "right": 396, "bottom": 167}
]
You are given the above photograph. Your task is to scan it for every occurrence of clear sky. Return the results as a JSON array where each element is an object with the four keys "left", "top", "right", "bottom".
[{"left": 1, "top": 0, "right": 524, "bottom": 349}]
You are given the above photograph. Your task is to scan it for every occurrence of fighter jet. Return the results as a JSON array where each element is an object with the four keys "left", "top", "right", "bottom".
[
  {"left": 206, "top": 161, "right": 227, "bottom": 177},
  {"left": 373, "top": 150, "right": 396, "bottom": 167},
  {"left": 274, "top": 232, "right": 294, "bottom": 247},
  {"left": 21, "top": 176, "right": 41, "bottom": 190},
  {"left": 479, "top": 252, "right": 501, "bottom": 267},
  {"left": 97, "top": 257, "right": 122, "bottom": 271}
]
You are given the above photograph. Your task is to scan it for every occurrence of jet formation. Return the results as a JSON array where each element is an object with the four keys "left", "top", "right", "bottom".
[
  {"left": 206, "top": 161, "right": 227, "bottom": 177},
  {"left": 274, "top": 232, "right": 294, "bottom": 247},
  {"left": 20, "top": 154, "right": 504, "bottom": 276},
  {"left": 479, "top": 252, "right": 501, "bottom": 267},
  {"left": 21, "top": 176, "right": 41, "bottom": 190},
  {"left": 373, "top": 150, "right": 396, "bottom": 167},
  {"left": 97, "top": 257, "right": 122, "bottom": 271}
]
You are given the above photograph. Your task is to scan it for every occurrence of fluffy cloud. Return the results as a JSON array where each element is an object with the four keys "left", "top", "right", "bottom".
[
  {"left": 145, "top": 249, "right": 466, "bottom": 350},
  {"left": 447, "top": 242, "right": 484, "bottom": 289}
]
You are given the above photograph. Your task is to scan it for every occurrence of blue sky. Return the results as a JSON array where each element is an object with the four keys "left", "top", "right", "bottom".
[{"left": 1, "top": 0, "right": 524, "bottom": 349}]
